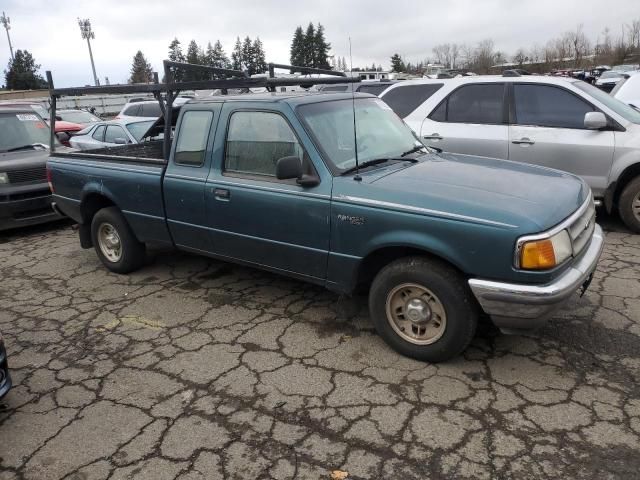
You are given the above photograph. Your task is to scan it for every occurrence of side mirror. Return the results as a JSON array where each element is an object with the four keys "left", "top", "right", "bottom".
[
  {"left": 276, "top": 156, "right": 303, "bottom": 180},
  {"left": 584, "top": 112, "right": 607, "bottom": 130},
  {"left": 113, "top": 137, "right": 128, "bottom": 145},
  {"left": 55, "top": 132, "right": 70, "bottom": 142}
]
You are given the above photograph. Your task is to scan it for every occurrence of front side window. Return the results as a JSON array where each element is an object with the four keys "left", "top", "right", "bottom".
[
  {"left": 141, "top": 103, "right": 162, "bottom": 117},
  {"left": 224, "top": 111, "right": 303, "bottom": 177},
  {"left": 92, "top": 125, "right": 105, "bottom": 141},
  {"left": 104, "top": 125, "right": 127, "bottom": 144},
  {"left": 123, "top": 104, "right": 141, "bottom": 116},
  {"left": 514, "top": 84, "right": 593, "bottom": 129},
  {"left": 446, "top": 84, "right": 505, "bottom": 124},
  {"left": 382, "top": 84, "right": 444, "bottom": 118},
  {"left": 298, "top": 97, "right": 422, "bottom": 173},
  {"left": 174, "top": 111, "right": 213, "bottom": 166}
]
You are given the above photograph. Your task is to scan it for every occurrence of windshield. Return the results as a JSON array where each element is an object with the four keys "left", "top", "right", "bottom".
[
  {"left": 574, "top": 81, "right": 640, "bottom": 124},
  {"left": 126, "top": 120, "right": 155, "bottom": 141},
  {"left": 59, "top": 110, "right": 101, "bottom": 124},
  {"left": 297, "top": 98, "right": 423, "bottom": 172},
  {"left": 0, "top": 112, "right": 53, "bottom": 153}
]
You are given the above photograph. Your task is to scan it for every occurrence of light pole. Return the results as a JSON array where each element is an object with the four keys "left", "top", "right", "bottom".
[
  {"left": 1, "top": 11, "right": 13, "bottom": 62},
  {"left": 78, "top": 18, "right": 99, "bottom": 86}
]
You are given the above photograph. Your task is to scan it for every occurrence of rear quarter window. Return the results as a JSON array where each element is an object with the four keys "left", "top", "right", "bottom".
[{"left": 381, "top": 84, "right": 444, "bottom": 118}]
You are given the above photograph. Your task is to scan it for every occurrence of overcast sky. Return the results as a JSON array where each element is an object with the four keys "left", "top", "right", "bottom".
[{"left": 2, "top": 0, "right": 639, "bottom": 87}]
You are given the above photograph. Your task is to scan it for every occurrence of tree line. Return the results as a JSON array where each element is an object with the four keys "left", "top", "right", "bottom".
[{"left": 390, "top": 19, "right": 640, "bottom": 74}]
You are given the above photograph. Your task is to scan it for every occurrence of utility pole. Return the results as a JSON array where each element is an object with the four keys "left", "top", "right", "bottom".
[
  {"left": 1, "top": 11, "right": 13, "bottom": 62},
  {"left": 78, "top": 18, "right": 99, "bottom": 86}
]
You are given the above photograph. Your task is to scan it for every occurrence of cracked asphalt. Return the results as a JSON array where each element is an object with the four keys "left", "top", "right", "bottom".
[{"left": 0, "top": 214, "right": 639, "bottom": 480}]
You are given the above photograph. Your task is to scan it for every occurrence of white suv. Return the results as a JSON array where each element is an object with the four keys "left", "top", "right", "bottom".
[
  {"left": 115, "top": 97, "right": 192, "bottom": 122},
  {"left": 380, "top": 75, "right": 640, "bottom": 232}
]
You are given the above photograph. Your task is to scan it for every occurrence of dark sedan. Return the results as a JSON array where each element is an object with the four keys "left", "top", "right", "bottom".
[
  {"left": 0, "top": 107, "right": 63, "bottom": 230},
  {"left": 0, "top": 330, "right": 10, "bottom": 399}
]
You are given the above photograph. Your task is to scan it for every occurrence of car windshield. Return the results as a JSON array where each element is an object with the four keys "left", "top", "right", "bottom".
[
  {"left": 0, "top": 112, "right": 53, "bottom": 153},
  {"left": 126, "top": 120, "right": 155, "bottom": 141},
  {"left": 59, "top": 110, "right": 101, "bottom": 124},
  {"left": 574, "top": 81, "right": 640, "bottom": 124},
  {"left": 297, "top": 97, "right": 424, "bottom": 172}
]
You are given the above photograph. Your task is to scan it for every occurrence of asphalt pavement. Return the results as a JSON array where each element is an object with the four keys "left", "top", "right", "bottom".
[{"left": 0, "top": 213, "right": 638, "bottom": 479}]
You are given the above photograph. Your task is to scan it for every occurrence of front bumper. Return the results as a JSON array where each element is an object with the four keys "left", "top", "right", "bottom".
[
  {"left": 469, "top": 224, "right": 605, "bottom": 333},
  {"left": 0, "top": 339, "right": 11, "bottom": 400},
  {"left": 0, "top": 185, "right": 62, "bottom": 231}
]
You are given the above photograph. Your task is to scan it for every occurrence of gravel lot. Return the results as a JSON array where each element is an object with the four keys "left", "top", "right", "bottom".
[{"left": 0, "top": 214, "right": 639, "bottom": 480}]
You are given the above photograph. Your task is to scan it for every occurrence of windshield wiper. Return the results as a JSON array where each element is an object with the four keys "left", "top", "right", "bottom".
[
  {"left": 400, "top": 145, "right": 428, "bottom": 157},
  {"left": 341, "top": 157, "right": 417, "bottom": 176},
  {"left": 7, "top": 143, "right": 48, "bottom": 152}
]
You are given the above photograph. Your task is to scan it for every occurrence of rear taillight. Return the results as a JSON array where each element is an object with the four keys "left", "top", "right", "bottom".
[{"left": 46, "top": 166, "right": 54, "bottom": 193}]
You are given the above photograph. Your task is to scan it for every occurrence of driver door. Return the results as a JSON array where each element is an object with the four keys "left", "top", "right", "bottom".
[{"left": 205, "top": 107, "right": 331, "bottom": 280}]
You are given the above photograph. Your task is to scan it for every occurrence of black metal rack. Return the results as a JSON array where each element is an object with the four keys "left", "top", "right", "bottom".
[{"left": 46, "top": 60, "right": 356, "bottom": 159}]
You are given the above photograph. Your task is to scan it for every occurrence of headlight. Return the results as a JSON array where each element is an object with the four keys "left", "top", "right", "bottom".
[
  {"left": 0, "top": 172, "right": 8, "bottom": 184},
  {"left": 517, "top": 230, "right": 572, "bottom": 270}
]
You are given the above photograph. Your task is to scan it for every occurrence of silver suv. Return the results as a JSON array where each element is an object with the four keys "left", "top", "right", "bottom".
[{"left": 380, "top": 75, "right": 640, "bottom": 232}]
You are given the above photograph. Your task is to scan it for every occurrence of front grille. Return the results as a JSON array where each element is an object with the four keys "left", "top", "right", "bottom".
[
  {"left": 0, "top": 189, "right": 51, "bottom": 202},
  {"left": 7, "top": 167, "right": 47, "bottom": 184},
  {"left": 568, "top": 199, "right": 596, "bottom": 256}
]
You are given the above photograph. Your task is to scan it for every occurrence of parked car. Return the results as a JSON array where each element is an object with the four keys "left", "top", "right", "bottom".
[
  {"left": 0, "top": 101, "right": 84, "bottom": 146},
  {"left": 0, "top": 330, "right": 10, "bottom": 400},
  {"left": 317, "top": 81, "right": 398, "bottom": 96},
  {"left": 611, "top": 64, "right": 640, "bottom": 73},
  {"left": 611, "top": 71, "right": 640, "bottom": 110},
  {"left": 595, "top": 70, "right": 629, "bottom": 92},
  {"left": 56, "top": 109, "right": 102, "bottom": 127},
  {"left": 0, "top": 107, "right": 62, "bottom": 230},
  {"left": 69, "top": 119, "right": 156, "bottom": 151},
  {"left": 380, "top": 75, "right": 640, "bottom": 232},
  {"left": 49, "top": 91, "right": 603, "bottom": 362},
  {"left": 115, "top": 97, "right": 191, "bottom": 122},
  {"left": 585, "top": 66, "right": 610, "bottom": 84}
]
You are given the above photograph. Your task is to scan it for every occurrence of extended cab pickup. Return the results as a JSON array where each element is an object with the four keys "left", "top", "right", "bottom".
[{"left": 48, "top": 92, "right": 604, "bottom": 362}]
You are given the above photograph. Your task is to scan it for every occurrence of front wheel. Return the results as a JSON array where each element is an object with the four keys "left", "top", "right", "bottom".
[
  {"left": 91, "top": 207, "right": 146, "bottom": 273},
  {"left": 619, "top": 177, "right": 640, "bottom": 233},
  {"left": 369, "top": 256, "right": 478, "bottom": 362}
]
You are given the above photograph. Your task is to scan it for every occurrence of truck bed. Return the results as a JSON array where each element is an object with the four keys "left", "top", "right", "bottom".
[{"left": 85, "top": 140, "right": 165, "bottom": 161}]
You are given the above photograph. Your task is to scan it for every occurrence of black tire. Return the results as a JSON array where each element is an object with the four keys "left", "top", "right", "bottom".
[
  {"left": 619, "top": 177, "right": 640, "bottom": 233},
  {"left": 90, "top": 207, "right": 146, "bottom": 273},
  {"left": 369, "top": 256, "right": 478, "bottom": 362}
]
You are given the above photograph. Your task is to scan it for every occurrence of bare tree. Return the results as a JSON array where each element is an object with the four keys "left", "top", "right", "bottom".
[
  {"left": 512, "top": 48, "right": 527, "bottom": 66},
  {"left": 450, "top": 43, "right": 460, "bottom": 69},
  {"left": 475, "top": 39, "right": 496, "bottom": 73}
]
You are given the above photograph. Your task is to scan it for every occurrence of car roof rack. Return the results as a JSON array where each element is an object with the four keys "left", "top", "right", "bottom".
[{"left": 45, "top": 60, "right": 356, "bottom": 159}]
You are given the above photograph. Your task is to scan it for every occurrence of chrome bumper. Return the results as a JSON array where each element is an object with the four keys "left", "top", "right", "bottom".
[{"left": 468, "top": 224, "right": 605, "bottom": 333}]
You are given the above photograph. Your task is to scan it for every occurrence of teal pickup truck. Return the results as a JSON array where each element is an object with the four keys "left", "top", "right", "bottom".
[{"left": 48, "top": 91, "right": 604, "bottom": 362}]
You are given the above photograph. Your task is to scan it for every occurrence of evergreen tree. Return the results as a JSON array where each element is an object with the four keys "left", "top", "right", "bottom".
[
  {"left": 252, "top": 37, "right": 267, "bottom": 75},
  {"left": 290, "top": 26, "right": 305, "bottom": 67},
  {"left": 210, "top": 40, "right": 230, "bottom": 69},
  {"left": 129, "top": 50, "right": 153, "bottom": 84},
  {"left": 168, "top": 38, "right": 185, "bottom": 81},
  {"left": 231, "top": 37, "right": 243, "bottom": 71},
  {"left": 303, "top": 23, "right": 315, "bottom": 66},
  {"left": 241, "top": 36, "right": 254, "bottom": 74},
  {"left": 390, "top": 53, "right": 404, "bottom": 72},
  {"left": 4, "top": 50, "right": 46, "bottom": 90},
  {"left": 185, "top": 40, "right": 202, "bottom": 81},
  {"left": 313, "top": 23, "right": 331, "bottom": 69}
]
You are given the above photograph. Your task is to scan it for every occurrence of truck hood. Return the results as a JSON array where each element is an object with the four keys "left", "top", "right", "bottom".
[
  {"left": 335, "top": 153, "right": 589, "bottom": 233},
  {"left": 0, "top": 148, "right": 50, "bottom": 170}
]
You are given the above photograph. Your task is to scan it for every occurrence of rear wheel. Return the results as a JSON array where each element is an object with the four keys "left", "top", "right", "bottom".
[
  {"left": 618, "top": 176, "right": 640, "bottom": 233},
  {"left": 91, "top": 207, "right": 146, "bottom": 273},
  {"left": 369, "top": 256, "right": 478, "bottom": 362}
]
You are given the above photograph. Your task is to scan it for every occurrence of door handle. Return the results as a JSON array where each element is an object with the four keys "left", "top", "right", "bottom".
[
  {"left": 213, "top": 188, "right": 230, "bottom": 200},
  {"left": 423, "top": 133, "right": 443, "bottom": 140},
  {"left": 512, "top": 138, "right": 535, "bottom": 145}
]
